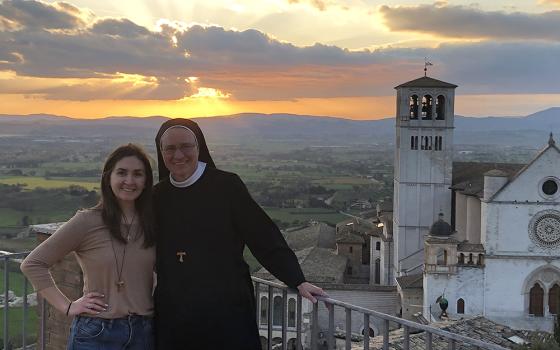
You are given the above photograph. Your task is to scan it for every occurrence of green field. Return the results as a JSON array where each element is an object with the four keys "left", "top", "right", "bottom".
[
  {"left": 0, "top": 176, "right": 98, "bottom": 191},
  {"left": 0, "top": 209, "right": 24, "bottom": 227},
  {"left": 0, "top": 265, "right": 38, "bottom": 349},
  {"left": 0, "top": 239, "right": 37, "bottom": 254},
  {"left": 264, "top": 207, "right": 347, "bottom": 226},
  {"left": 0, "top": 207, "right": 76, "bottom": 228},
  {"left": 0, "top": 267, "right": 32, "bottom": 297},
  {"left": 0, "top": 306, "right": 38, "bottom": 349}
]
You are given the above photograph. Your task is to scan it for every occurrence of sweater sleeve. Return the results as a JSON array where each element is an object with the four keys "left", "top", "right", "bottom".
[
  {"left": 21, "top": 210, "right": 89, "bottom": 291},
  {"left": 229, "top": 174, "right": 306, "bottom": 289}
]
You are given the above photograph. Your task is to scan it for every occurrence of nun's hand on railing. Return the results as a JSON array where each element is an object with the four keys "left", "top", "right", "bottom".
[{"left": 297, "top": 282, "right": 328, "bottom": 304}]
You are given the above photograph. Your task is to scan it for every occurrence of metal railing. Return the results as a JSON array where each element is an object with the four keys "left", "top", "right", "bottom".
[
  {"left": 2, "top": 251, "right": 508, "bottom": 350},
  {"left": 252, "top": 276, "right": 508, "bottom": 350},
  {"left": 1, "top": 251, "right": 45, "bottom": 350}
]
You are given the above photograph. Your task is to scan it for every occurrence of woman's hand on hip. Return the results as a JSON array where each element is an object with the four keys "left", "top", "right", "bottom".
[
  {"left": 297, "top": 282, "right": 327, "bottom": 304},
  {"left": 69, "top": 292, "right": 108, "bottom": 316}
]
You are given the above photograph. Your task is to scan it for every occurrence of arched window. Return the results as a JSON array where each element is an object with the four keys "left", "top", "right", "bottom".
[
  {"left": 409, "top": 95, "right": 419, "bottom": 119},
  {"left": 549, "top": 284, "right": 560, "bottom": 315},
  {"left": 458, "top": 253, "right": 465, "bottom": 264},
  {"left": 436, "top": 248, "right": 446, "bottom": 265},
  {"left": 273, "top": 296, "right": 283, "bottom": 325},
  {"left": 457, "top": 298, "right": 465, "bottom": 314},
  {"left": 362, "top": 242, "right": 370, "bottom": 264},
  {"left": 436, "top": 95, "right": 445, "bottom": 120},
  {"left": 421, "top": 95, "right": 433, "bottom": 120},
  {"left": 375, "top": 258, "right": 381, "bottom": 284},
  {"left": 260, "top": 296, "right": 268, "bottom": 325},
  {"left": 376, "top": 242, "right": 381, "bottom": 250},
  {"left": 434, "top": 136, "right": 443, "bottom": 151},
  {"left": 468, "top": 253, "right": 473, "bottom": 264},
  {"left": 477, "top": 254, "right": 484, "bottom": 266},
  {"left": 529, "top": 283, "right": 544, "bottom": 316},
  {"left": 288, "top": 298, "right": 296, "bottom": 327}
]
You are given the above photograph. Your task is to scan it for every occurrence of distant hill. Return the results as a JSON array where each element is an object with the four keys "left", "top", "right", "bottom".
[{"left": 1, "top": 108, "right": 559, "bottom": 147}]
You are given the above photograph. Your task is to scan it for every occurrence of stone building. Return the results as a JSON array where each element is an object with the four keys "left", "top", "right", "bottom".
[
  {"left": 392, "top": 76, "right": 457, "bottom": 278},
  {"left": 254, "top": 220, "right": 398, "bottom": 347},
  {"left": 390, "top": 74, "right": 560, "bottom": 332},
  {"left": 422, "top": 136, "right": 560, "bottom": 331}
]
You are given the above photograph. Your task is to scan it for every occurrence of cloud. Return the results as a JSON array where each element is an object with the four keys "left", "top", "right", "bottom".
[
  {"left": 0, "top": 0, "right": 559, "bottom": 101},
  {"left": 0, "top": 0, "right": 86, "bottom": 30},
  {"left": 540, "top": 0, "right": 560, "bottom": 5},
  {"left": 287, "top": 0, "right": 327, "bottom": 11},
  {"left": 90, "top": 18, "right": 151, "bottom": 37},
  {"left": 37, "top": 76, "right": 195, "bottom": 101},
  {"left": 379, "top": 3, "right": 560, "bottom": 41}
]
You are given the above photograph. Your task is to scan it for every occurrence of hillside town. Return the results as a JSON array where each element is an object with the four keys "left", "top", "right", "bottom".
[{"left": 252, "top": 75, "right": 560, "bottom": 348}]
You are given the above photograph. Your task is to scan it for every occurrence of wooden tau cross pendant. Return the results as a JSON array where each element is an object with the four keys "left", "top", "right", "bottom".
[
  {"left": 177, "top": 251, "right": 186, "bottom": 263},
  {"left": 116, "top": 281, "right": 125, "bottom": 291}
]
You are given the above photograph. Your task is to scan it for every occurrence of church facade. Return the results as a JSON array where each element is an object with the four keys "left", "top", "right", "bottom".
[
  {"left": 391, "top": 75, "right": 560, "bottom": 331},
  {"left": 423, "top": 138, "right": 560, "bottom": 331}
]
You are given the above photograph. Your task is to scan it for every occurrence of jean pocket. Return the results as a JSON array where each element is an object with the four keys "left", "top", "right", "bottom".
[{"left": 74, "top": 317, "right": 105, "bottom": 340}]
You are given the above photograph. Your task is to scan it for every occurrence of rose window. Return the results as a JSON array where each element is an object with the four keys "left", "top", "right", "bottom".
[{"left": 530, "top": 210, "right": 560, "bottom": 248}]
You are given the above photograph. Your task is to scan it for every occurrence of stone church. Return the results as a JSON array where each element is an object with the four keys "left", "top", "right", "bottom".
[{"left": 390, "top": 75, "right": 560, "bottom": 331}]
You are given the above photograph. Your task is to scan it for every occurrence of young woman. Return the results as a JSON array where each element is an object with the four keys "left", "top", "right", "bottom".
[{"left": 21, "top": 144, "right": 156, "bottom": 350}]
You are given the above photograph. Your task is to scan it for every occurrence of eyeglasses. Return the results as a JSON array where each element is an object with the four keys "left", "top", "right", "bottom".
[{"left": 162, "top": 143, "right": 197, "bottom": 156}]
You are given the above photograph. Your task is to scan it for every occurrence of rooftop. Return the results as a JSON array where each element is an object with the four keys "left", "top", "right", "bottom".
[
  {"left": 451, "top": 162, "right": 525, "bottom": 197},
  {"left": 254, "top": 246, "right": 347, "bottom": 284},
  {"left": 362, "top": 316, "right": 547, "bottom": 350},
  {"left": 395, "top": 76, "right": 458, "bottom": 89},
  {"left": 283, "top": 222, "right": 336, "bottom": 251}
]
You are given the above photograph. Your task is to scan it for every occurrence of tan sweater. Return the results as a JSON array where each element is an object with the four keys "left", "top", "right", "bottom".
[{"left": 21, "top": 209, "right": 155, "bottom": 318}]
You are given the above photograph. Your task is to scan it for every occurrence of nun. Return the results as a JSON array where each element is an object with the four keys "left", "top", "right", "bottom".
[{"left": 153, "top": 119, "right": 325, "bottom": 349}]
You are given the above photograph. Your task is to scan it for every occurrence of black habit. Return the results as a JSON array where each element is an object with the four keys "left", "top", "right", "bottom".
[{"left": 154, "top": 120, "right": 306, "bottom": 350}]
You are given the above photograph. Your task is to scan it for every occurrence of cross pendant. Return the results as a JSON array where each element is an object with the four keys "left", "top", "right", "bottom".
[{"left": 116, "top": 281, "right": 125, "bottom": 291}]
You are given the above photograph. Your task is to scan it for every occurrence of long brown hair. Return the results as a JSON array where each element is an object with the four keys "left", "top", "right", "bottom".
[{"left": 96, "top": 144, "right": 155, "bottom": 247}]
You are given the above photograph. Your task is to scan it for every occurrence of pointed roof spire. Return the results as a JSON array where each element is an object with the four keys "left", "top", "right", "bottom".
[{"left": 549, "top": 132, "right": 555, "bottom": 147}]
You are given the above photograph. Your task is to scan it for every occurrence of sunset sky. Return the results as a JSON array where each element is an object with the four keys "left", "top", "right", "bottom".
[{"left": 0, "top": 0, "right": 559, "bottom": 120}]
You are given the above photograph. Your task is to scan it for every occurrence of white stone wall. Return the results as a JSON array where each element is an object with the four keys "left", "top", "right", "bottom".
[
  {"left": 423, "top": 267, "right": 484, "bottom": 321},
  {"left": 400, "top": 288, "right": 423, "bottom": 321},
  {"left": 466, "top": 196, "right": 481, "bottom": 244},
  {"left": 473, "top": 144, "right": 560, "bottom": 331},
  {"left": 483, "top": 258, "right": 559, "bottom": 331},
  {"left": 316, "top": 289, "right": 399, "bottom": 337},
  {"left": 454, "top": 193, "right": 467, "bottom": 242},
  {"left": 370, "top": 237, "right": 382, "bottom": 284},
  {"left": 379, "top": 240, "right": 394, "bottom": 285}
]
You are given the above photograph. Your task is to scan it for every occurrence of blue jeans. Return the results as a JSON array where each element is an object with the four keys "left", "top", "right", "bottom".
[{"left": 67, "top": 315, "right": 154, "bottom": 350}]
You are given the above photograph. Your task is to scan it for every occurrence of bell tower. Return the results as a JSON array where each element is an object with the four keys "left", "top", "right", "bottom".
[{"left": 393, "top": 76, "right": 457, "bottom": 279}]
